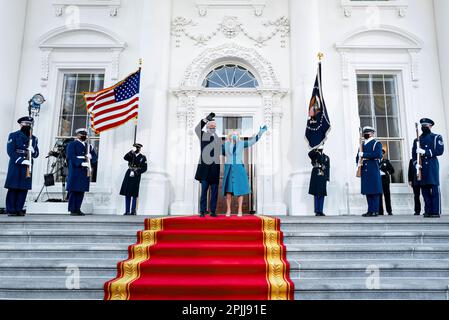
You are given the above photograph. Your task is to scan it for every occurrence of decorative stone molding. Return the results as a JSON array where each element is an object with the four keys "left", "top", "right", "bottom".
[
  {"left": 195, "top": 0, "right": 266, "bottom": 17},
  {"left": 53, "top": 0, "right": 121, "bottom": 17},
  {"left": 181, "top": 43, "right": 280, "bottom": 88},
  {"left": 172, "top": 16, "right": 290, "bottom": 48},
  {"left": 38, "top": 24, "right": 127, "bottom": 85},
  {"left": 341, "top": 0, "right": 408, "bottom": 18}
]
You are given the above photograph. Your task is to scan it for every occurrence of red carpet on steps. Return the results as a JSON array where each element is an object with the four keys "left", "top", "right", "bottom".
[{"left": 104, "top": 215, "right": 294, "bottom": 300}]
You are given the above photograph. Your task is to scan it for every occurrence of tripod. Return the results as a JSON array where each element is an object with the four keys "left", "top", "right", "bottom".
[{"left": 35, "top": 152, "right": 68, "bottom": 203}]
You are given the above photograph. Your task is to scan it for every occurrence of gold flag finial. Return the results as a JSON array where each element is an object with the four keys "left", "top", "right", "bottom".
[
  {"left": 139, "top": 58, "right": 143, "bottom": 67},
  {"left": 317, "top": 52, "right": 324, "bottom": 61}
]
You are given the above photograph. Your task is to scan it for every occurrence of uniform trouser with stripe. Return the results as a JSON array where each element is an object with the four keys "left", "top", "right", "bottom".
[
  {"left": 421, "top": 185, "right": 441, "bottom": 216},
  {"left": 125, "top": 196, "right": 138, "bottom": 214},
  {"left": 68, "top": 191, "right": 85, "bottom": 213},
  {"left": 314, "top": 196, "right": 325, "bottom": 214},
  {"left": 6, "top": 189, "right": 28, "bottom": 213}
]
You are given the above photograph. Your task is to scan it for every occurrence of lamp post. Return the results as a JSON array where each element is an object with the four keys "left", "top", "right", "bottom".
[{"left": 28, "top": 93, "right": 46, "bottom": 118}]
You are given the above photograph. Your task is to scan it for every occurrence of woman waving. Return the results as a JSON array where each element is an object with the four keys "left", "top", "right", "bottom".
[{"left": 222, "top": 125, "right": 268, "bottom": 217}]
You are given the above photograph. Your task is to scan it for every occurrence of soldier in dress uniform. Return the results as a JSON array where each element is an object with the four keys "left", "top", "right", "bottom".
[
  {"left": 195, "top": 113, "right": 222, "bottom": 218},
  {"left": 120, "top": 143, "right": 148, "bottom": 215},
  {"left": 308, "top": 146, "right": 330, "bottom": 217},
  {"left": 4, "top": 117, "right": 39, "bottom": 217},
  {"left": 379, "top": 148, "right": 395, "bottom": 216},
  {"left": 408, "top": 159, "right": 422, "bottom": 216},
  {"left": 412, "top": 118, "right": 444, "bottom": 218},
  {"left": 356, "top": 126, "right": 383, "bottom": 217},
  {"left": 66, "top": 128, "right": 98, "bottom": 216}
]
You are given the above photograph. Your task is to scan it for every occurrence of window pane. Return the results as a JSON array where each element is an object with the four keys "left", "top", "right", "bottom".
[
  {"left": 390, "top": 161, "right": 404, "bottom": 184},
  {"left": 58, "top": 115, "right": 73, "bottom": 137},
  {"left": 77, "top": 74, "right": 92, "bottom": 93},
  {"left": 372, "top": 75, "right": 385, "bottom": 94},
  {"left": 384, "top": 75, "right": 396, "bottom": 95},
  {"left": 376, "top": 116, "right": 388, "bottom": 137},
  {"left": 74, "top": 94, "right": 88, "bottom": 115},
  {"left": 374, "top": 95, "right": 386, "bottom": 116},
  {"left": 388, "top": 141, "right": 402, "bottom": 161},
  {"left": 386, "top": 96, "right": 399, "bottom": 117},
  {"left": 387, "top": 117, "right": 400, "bottom": 137},
  {"left": 91, "top": 74, "right": 104, "bottom": 92},
  {"left": 360, "top": 116, "right": 373, "bottom": 128},
  {"left": 204, "top": 65, "right": 258, "bottom": 88},
  {"left": 64, "top": 75, "right": 77, "bottom": 95},
  {"left": 358, "top": 95, "right": 372, "bottom": 116},
  {"left": 357, "top": 78, "right": 370, "bottom": 95},
  {"left": 62, "top": 93, "right": 75, "bottom": 115}
]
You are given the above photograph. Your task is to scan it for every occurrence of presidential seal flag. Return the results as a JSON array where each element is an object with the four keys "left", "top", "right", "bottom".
[
  {"left": 83, "top": 69, "right": 141, "bottom": 134},
  {"left": 305, "top": 62, "right": 331, "bottom": 150}
]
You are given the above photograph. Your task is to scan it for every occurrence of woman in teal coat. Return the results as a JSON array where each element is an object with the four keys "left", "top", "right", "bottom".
[{"left": 222, "top": 125, "right": 268, "bottom": 217}]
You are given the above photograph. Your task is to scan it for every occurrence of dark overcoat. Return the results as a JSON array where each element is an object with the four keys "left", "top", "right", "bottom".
[
  {"left": 4, "top": 130, "right": 39, "bottom": 190},
  {"left": 412, "top": 133, "right": 444, "bottom": 186},
  {"left": 308, "top": 150, "right": 330, "bottom": 197},
  {"left": 356, "top": 139, "right": 383, "bottom": 195},
  {"left": 66, "top": 140, "right": 98, "bottom": 193},
  {"left": 120, "top": 151, "right": 148, "bottom": 197},
  {"left": 194, "top": 120, "right": 222, "bottom": 184}
]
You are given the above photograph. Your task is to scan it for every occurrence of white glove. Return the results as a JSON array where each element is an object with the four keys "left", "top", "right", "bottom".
[
  {"left": 415, "top": 164, "right": 422, "bottom": 171},
  {"left": 85, "top": 153, "right": 92, "bottom": 160},
  {"left": 358, "top": 152, "right": 364, "bottom": 158},
  {"left": 81, "top": 162, "right": 90, "bottom": 168},
  {"left": 130, "top": 171, "right": 135, "bottom": 178},
  {"left": 416, "top": 148, "right": 426, "bottom": 155},
  {"left": 28, "top": 146, "right": 35, "bottom": 154},
  {"left": 21, "top": 160, "right": 31, "bottom": 166}
]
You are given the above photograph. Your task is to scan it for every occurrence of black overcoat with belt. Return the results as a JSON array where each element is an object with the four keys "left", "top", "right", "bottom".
[
  {"left": 308, "top": 150, "right": 331, "bottom": 197},
  {"left": 120, "top": 151, "right": 148, "bottom": 197},
  {"left": 194, "top": 120, "right": 222, "bottom": 184}
]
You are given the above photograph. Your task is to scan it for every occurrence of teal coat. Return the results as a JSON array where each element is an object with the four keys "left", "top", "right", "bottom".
[{"left": 222, "top": 134, "right": 262, "bottom": 197}]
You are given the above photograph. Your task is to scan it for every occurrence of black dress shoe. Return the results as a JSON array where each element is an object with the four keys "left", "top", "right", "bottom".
[
  {"left": 424, "top": 214, "right": 440, "bottom": 219},
  {"left": 131, "top": 212, "right": 137, "bottom": 216},
  {"left": 388, "top": 213, "right": 393, "bottom": 216},
  {"left": 210, "top": 213, "right": 218, "bottom": 218},
  {"left": 7, "top": 212, "right": 19, "bottom": 217},
  {"left": 200, "top": 212, "right": 206, "bottom": 218},
  {"left": 315, "top": 213, "right": 326, "bottom": 217},
  {"left": 18, "top": 210, "right": 26, "bottom": 217},
  {"left": 414, "top": 213, "right": 421, "bottom": 216},
  {"left": 363, "top": 212, "right": 378, "bottom": 217},
  {"left": 124, "top": 213, "right": 131, "bottom": 216},
  {"left": 70, "top": 211, "right": 85, "bottom": 216}
]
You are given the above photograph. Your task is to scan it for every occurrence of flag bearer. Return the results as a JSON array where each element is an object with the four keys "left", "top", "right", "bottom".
[
  {"left": 4, "top": 117, "right": 39, "bottom": 217},
  {"left": 412, "top": 118, "right": 444, "bottom": 218},
  {"left": 66, "top": 128, "right": 98, "bottom": 216},
  {"left": 356, "top": 126, "right": 383, "bottom": 217},
  {"left": 120, "top": 143, "right": 148, "bottom": 215},
  {"left": 308, "top": 146, "right": 330, "bottom": 217}
]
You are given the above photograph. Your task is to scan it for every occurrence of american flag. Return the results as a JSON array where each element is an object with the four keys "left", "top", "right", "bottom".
[{"left": 84, "top": 69, "right": 140, "bottom": 133}]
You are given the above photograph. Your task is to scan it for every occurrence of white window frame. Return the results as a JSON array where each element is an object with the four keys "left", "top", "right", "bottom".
[{"left": 341, "top": 0, "right": 408, "bottom": 17}]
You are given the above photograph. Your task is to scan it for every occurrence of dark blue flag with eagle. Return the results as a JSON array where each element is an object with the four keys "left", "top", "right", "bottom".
[{"left": 305, "top": 62, "right": 331, "bottom": 150}]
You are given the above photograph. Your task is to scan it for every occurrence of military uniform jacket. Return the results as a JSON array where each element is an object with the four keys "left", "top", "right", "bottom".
[
  {"left": 308, "top": 151, "right": 330, "bottom": 197},
  {"left": 356, "top": 139, "right": 383, "bottom": 195},
  {"left": 412, "top": 132, "right": 444, "bottom": 186},
  {"left": 380, "top": 159, "right": 395, "bottom": 184},
  {"left": 195, "top": 120, "right": 222, "bottom": 184},
  {"left": 120, "top": 151, "right": 148, "bottom": 197},
  {"left": 66, "top": 140, "right": 98, "bottom": 193},
  {"left": 4, "top": 130, "right": 39, "bottom": 190}
]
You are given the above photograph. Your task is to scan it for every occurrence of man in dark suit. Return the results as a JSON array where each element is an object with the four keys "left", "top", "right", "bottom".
[
  {"left": 408, "top": 159, "right": 422, "bottom": 216},
  {"left": 412, "top": 118, "right": 444, "bottom": 218},
  {"left": 379, "top": 149, "right": 395, "bottom": 216},
  {"left": 308, "top": 146, "right": 330, "bottom": 217},
  {"left": 66, "top": 128, "right": 98, "bottom": 216},
  {"left": 4, "top": 117, "right": 39, "bottom": 217},
  {"left": 120, "top": 143, "right": 148, "bottom": 216},
  {"left": 195, "top": 113, "right": 222, "bottom": 218}
]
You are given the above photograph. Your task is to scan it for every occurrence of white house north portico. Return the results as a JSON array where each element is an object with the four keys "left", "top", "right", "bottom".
[{"left": 0, "top": 0, "right": 448, "bottom": 217}]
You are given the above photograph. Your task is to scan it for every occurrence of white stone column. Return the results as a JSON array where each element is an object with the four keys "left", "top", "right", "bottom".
[
  {"left": 434, "top": 0, "right": 449, "bottom": 215},
  {"left": 288, "top": 0, "right": 321, "bottom": 215},
  {"left": 0, "top": 0, "right": 28, "bottom": 208},
  {"left": 136, "top": 0, "right": 172, "bottom": 215}
]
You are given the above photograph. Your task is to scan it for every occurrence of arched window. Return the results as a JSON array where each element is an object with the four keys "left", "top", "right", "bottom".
[{"left": 202, "top": 64, "right": 259, "bottom": 88}]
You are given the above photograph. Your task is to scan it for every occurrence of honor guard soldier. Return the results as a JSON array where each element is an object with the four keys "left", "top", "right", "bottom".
[
  {"left": 4, "top": 117, "right": 39, "bottom": 216},
  {"left": 66, "top": 128, "right": 98, "bottom": 216},
  {"left": 120, "top": 143, "right": 148, "bottom": 215},
  {"left": 379, "top": 149, "right": 395, "bottom": 216},
  {"left": 412, "top": 118, "right": 444, "bottom": 218},
  {"left": 356, "top": 126, "right": 383, "bottom": 217},
  {"left": 308, "top": 146, "right": 330, "bottom": 217}
]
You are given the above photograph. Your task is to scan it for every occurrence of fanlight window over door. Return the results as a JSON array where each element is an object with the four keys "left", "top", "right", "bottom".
[{"left": 203, "top": 64, "right": 259, "bottom": 88}]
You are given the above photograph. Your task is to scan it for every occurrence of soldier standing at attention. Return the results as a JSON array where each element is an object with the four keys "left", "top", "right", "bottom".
[
  {"left": 356, "top": 126, "right": 383, "bottom": 217},
  {"left": 4, "top": 117, "right": 39, "bottom": 217},
  {"left": 412, "top": 118, "right": 444, "bottom": 218},
  {"left": 379, "top": 148, "right": 395, "bottom": 216},
  {"left": 66, "top": 128, "right": 98, "bottom": 216},
  {"left": 308, "top": 146, "right": 330, "bottom": 217},
  {"left": 120, "top": 143, "right": 148, "bottom": 216},
  {"left": 408, "top": 159, "right": 422, "bottom": 216}
]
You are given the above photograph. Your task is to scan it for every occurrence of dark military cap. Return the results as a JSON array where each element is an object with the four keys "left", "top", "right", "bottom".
[
  {"left": 420, "top": 118, "right": 435, "bottom": 126},
  {"left": 133, "top": 143, "right": 143, "bottom": 148},
  {"left": 17, "top": 116, "right": 34, "bottom": 125}
]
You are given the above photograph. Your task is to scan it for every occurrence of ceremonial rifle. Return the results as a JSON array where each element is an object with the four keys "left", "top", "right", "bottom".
[
  {"left": 415, "top": 123, "right": 423, "bottom": 181},
  {"left": 26, "top": 125, "right": 33, "bottom": 178},
  {"left": 86, "top": 128, "right": 93, "bottom": 178},
  {"left": 356, "top": 127, "right": 364, "bottom": 178}
]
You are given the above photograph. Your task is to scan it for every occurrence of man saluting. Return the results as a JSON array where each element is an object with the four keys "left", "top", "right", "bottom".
[
  {"left": 120, "top": 143, "right": 148, "bottom": 215},
  {"left": 4, "top": 117, "right": 39, "bottom": 217},
  {"left": 412, "top": 118, "right": 444, "bottom": 218},
  {"left": 66, "top": 128, "right": 98, "bottom": 216}
]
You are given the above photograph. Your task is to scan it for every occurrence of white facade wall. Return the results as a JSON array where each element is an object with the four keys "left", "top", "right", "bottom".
[{"left": 0, "top": 0, "right": 447, "bottom": 215}]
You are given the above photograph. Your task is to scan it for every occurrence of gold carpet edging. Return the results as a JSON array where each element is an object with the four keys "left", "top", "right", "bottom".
[
  {"left": 106, "top": 218, "right": 164, "bottom": 300},
  {"left": 259, "top": 216, "right": 292, "bottom": 300}
]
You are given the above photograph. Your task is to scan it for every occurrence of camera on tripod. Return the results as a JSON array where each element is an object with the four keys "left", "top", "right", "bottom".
[{"left": 35, "top": 138, "right": 73, "bottom": 202}]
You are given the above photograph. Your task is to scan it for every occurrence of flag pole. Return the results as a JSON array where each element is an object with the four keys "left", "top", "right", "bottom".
[{"left": 133, "top": 58, "right": 142, "bottom": 145}]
